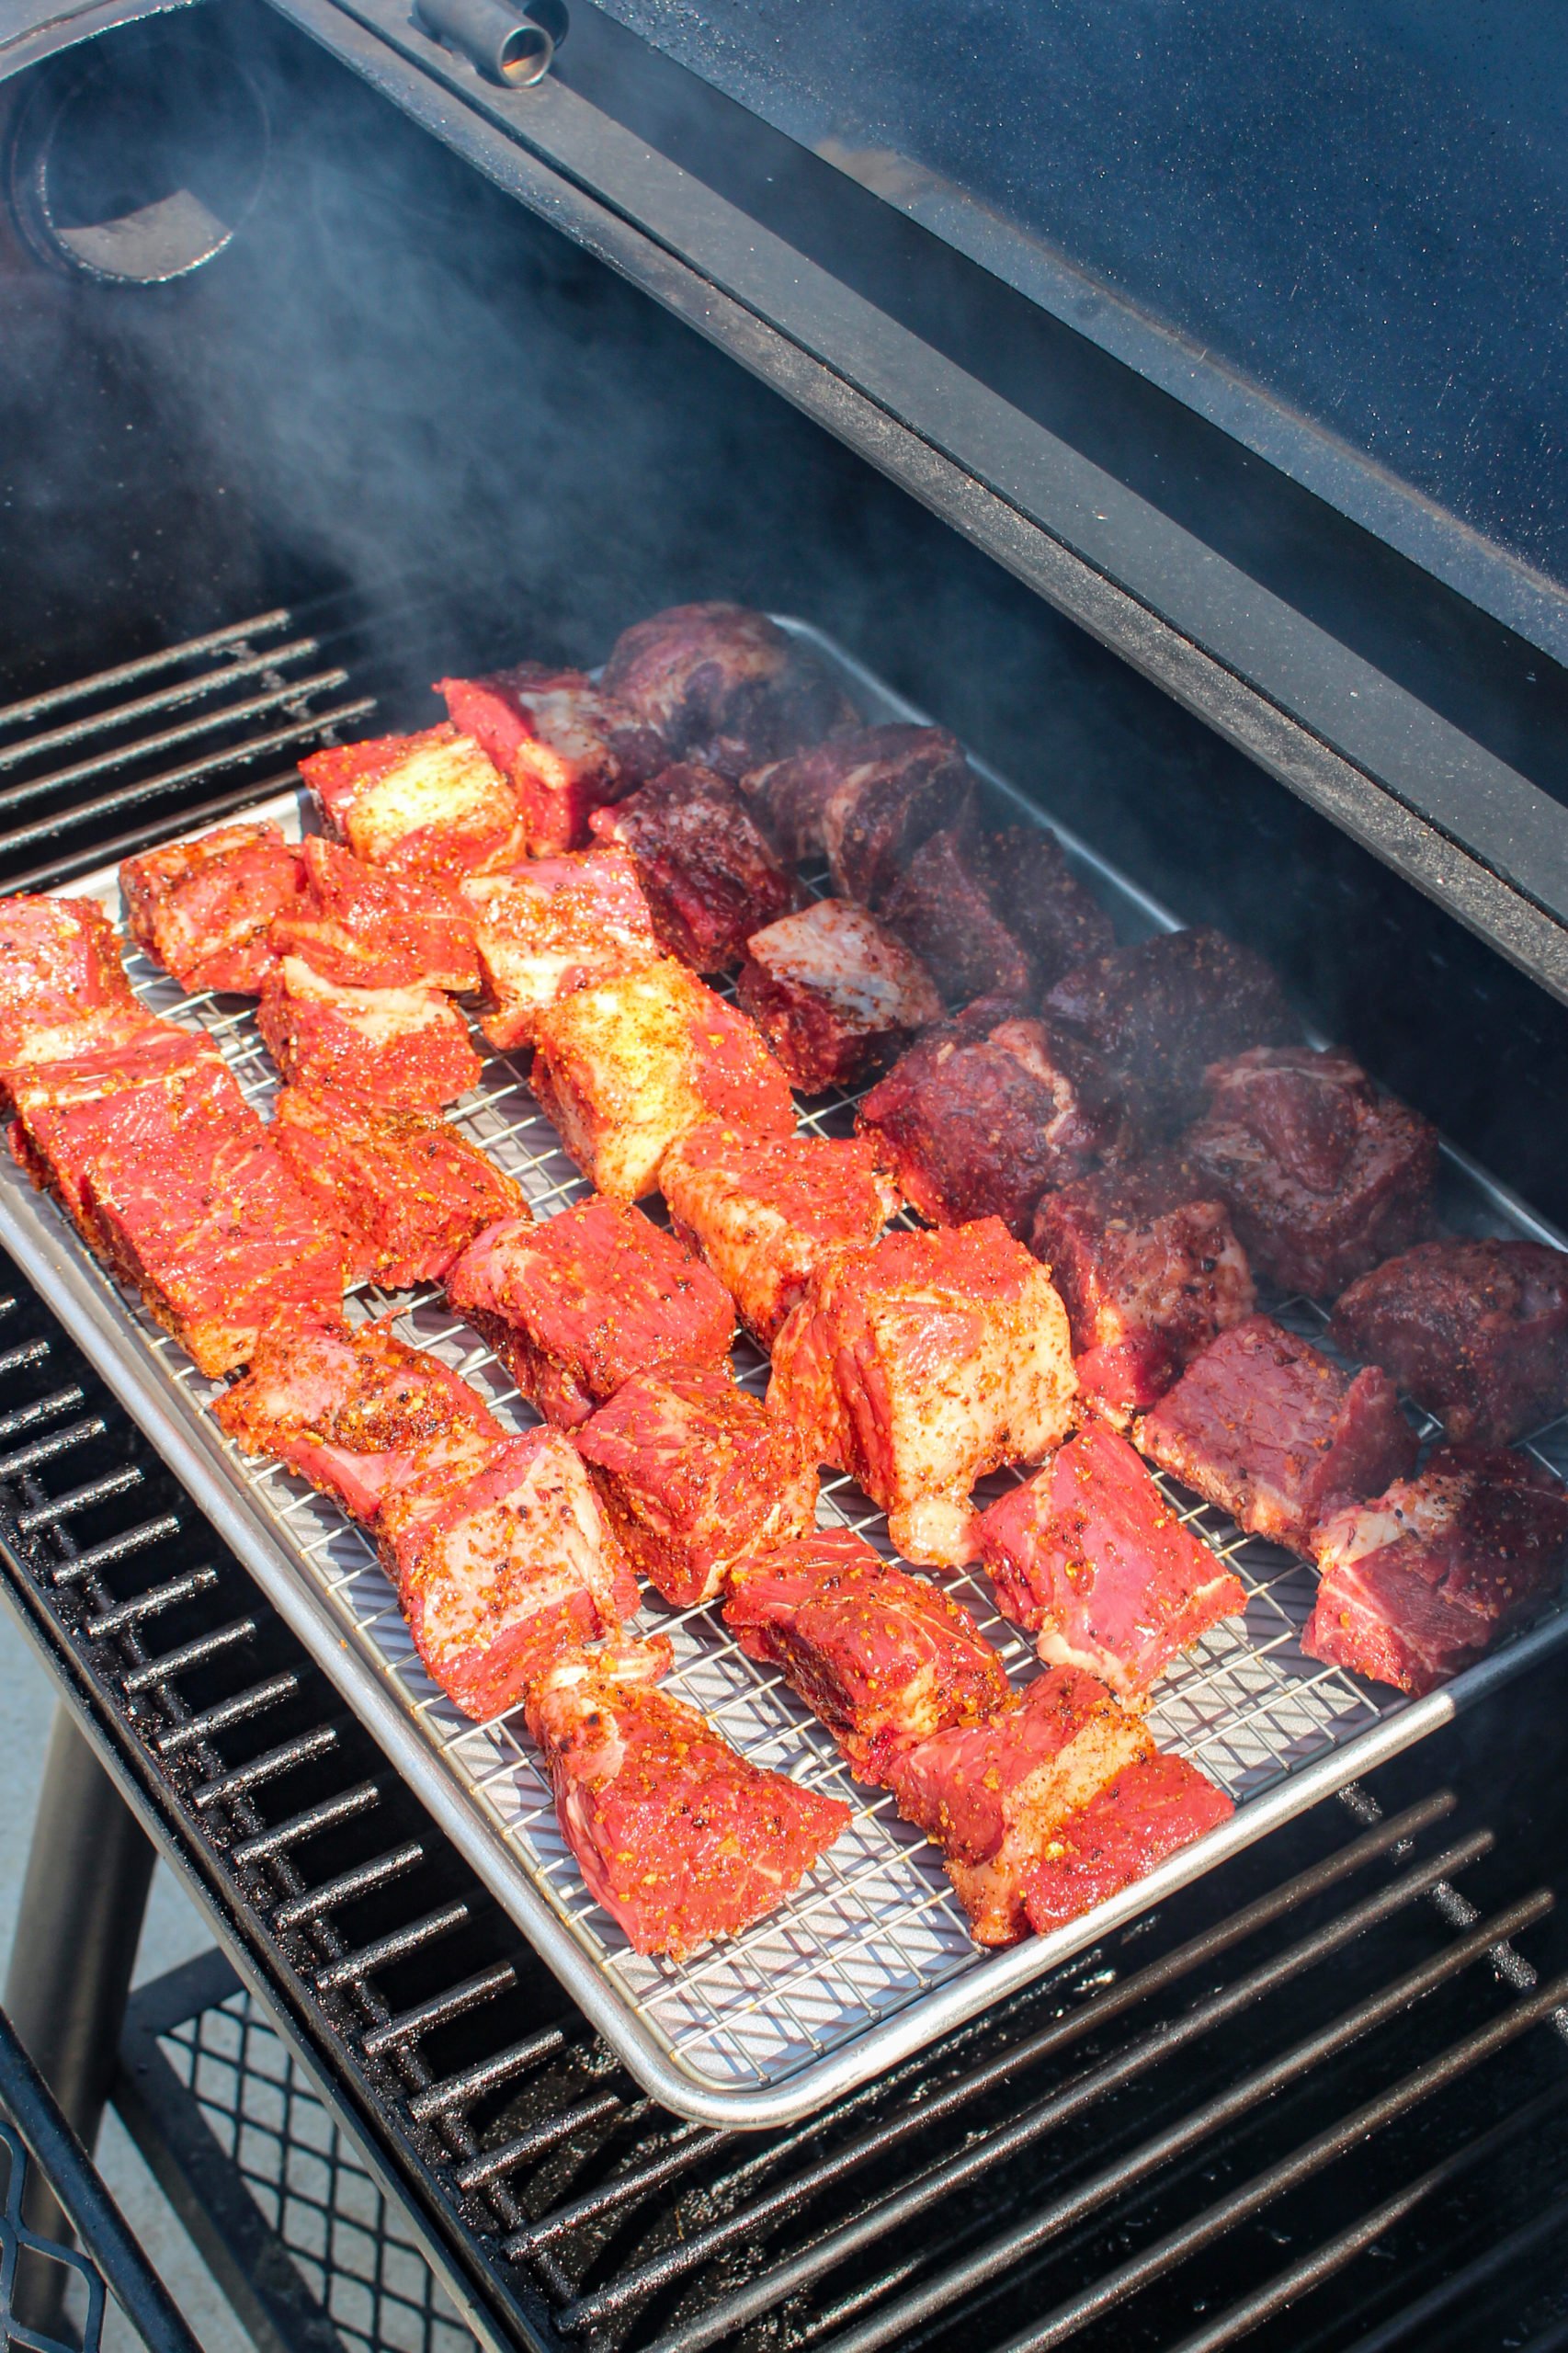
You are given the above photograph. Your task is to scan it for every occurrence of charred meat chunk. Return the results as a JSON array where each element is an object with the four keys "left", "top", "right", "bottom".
[
  {"left": 437, "top": 664, "right": 665, "bottom": 854},
  {"left": 120, "top": 823, "right": 305, "bottom": 995},
  {"left": 1137, "top": 1313, "right": 1417, "bottom": 1556},
  {"left": 459, "top": 849, "right": 658, "bottom": 1052},
  {"left": 269, "top": 836, "right": 479, "bottom": 994},
  {"left": 741, "top": 722, "right": 954, "bottom": 866},
  {"left": 736, "top": 897, "right": 943, "bottom": 1093},
  {"left": 301, "top": 723, "right": 527, "bottom": 880},
  {"left": 589, "top": 762, "right": 796, "bottom": 972},
  {"left": 1304, "top": 1444, "right": 1568, "bottom": 1696},
  {"left": 971, "top": 1422, "right": 1246, "bottom": 1696},
  {"left": 972, "top": 827, "right": 1117, "bottom": 988},
  {"left": 601, "top": 602, "right": 857, "bottom": 780},
  {"left": 258, "top": 958, "right": 482, "bottom": 1111},
  {"left": 815, "top": 726, "right": 973, "bottom": 904},
  {"left": 0, "top": 896, "right": 150, "bottom": 1092},
  {"left": 1331, "top": 1238, "right": 1568, "bottom": 1447},
  {"left": 876, "top": 827, "right": 1034, "bottom": 1008},
  {"left": 1187, "top": 1046, "right": 1437, "bottom": 1298},
  {"left": 524, "top": 1635, "right": 850, "bottom": 1956}
]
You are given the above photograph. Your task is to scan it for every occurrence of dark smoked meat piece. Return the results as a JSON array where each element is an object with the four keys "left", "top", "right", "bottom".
[
  {"left": 739, "top": 722, "right": 952, "bottom": 867},
  {"left": 121, "top": 824, "right": 306, "bottom": 995},
  {"left": 601, "top": 603, "right": 857, "bottom": 781},
  {"left": 1187, "top": 1046, "right": 1437, "bottom": 1298},
  {"left": 1331, "top": 1239, "right": 1568, "bottom": 1447},
  {"left": 1136, "top": 1313, "right": 1417, "bottom": 1557},
  {"left": 257, "top": 959, "right": 482, "bottom": 1111},
  {"left": 736, "top": 898, "right": 943, "bottom": 1093},
  {"left": 819, "top": 727, "right": 974, "bottom": 905},
  {"left": 971, "top": 828, "right": 1117, "bottom": 989},
  {"left": 1304, "top": 1443, "right": 1568, "bottom": 1696},
  {"left": 437, "top": 664, "right": 665, "bottom": 854},
  {"left": 270, "top": 836, "right": 479, "bottom": 994},
  {"left": 523, "top": 1635, "right": 851, "bottom": 1957},
  {"left": 589, "top": 762, "right": 796, "bottom": 972},
  {"left": 1044, "top": 928, "right": 1301, "bottom": 1134},
  {"left": 0, "top": 896, "right": 151, "bottom": 1093},
  {"left": 877, "top": 827, "right": 1034, "bottom": 1008}
]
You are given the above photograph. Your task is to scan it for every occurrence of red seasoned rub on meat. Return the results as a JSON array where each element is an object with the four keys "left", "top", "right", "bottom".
[
  {"left": 661, "top": 1123, "right": 899, "bottom": 1346},
  {"left": 1030, "top": 1158, "right": 1255, "bottom": 1424},
  {"left": 269, "top": 836, "right": 479, "bottom": 994},
  {"left": 437, "top": 664, "right": 665, "bottom": 854},
  {"left": 1332, "top": 1239, "right": 1568, "bottom": 1447},
  {"left": 459, "top": 849, "right": 658, "bottom": 1052},
  {"left": 302, "top": 724, "right": 527, "bottom": 880},
  {"left": 724, "top": 1528, "right": 1008, "bottom": 1780},
  {"left": 446, "top": 1196, "right": 733, "bottom": 1429},
  {"left": 858, "top": 1009, "right": 1129, "bottom": 1238},
  {"left": 270, "top": 1088, "right": 526, "bottom": 1290},
  {"left": 214, "top": 1314, "right": 502, "bottom": 1522},
  {"left": 1137, "top": 1314, "right": 1417, "bottom": 1557},
  {"left": 1044, "top": 928, "right": 1301, "bottom": 1133},
  {"left": 736, "top": 898, "right": 943, "bottom": 1093},
  {"left": 1187, "top": 1046, "right": 1437, "bottom": 1298},
  {"left": 602, "top": 602, "right": 857, "bottom": 782},
  {"left": 523, "top": 1635, "right": 851, "bottom": 1956},
  {"left": 9, "top": 1026, "right": 231, "bottom": 1237},
  {"left": 257, "top": 958, "right": 481, "bottom": 1111},
  {"left": 576, "top": 1364, "right": 817, "bottom": 1607},
  {"left": 530, "top": 957, "right": 795, "bottom": 1200},
  {"left": 768, "top": 1217, "right": 1077, "bottom": 1566},
  {"left": 1304, "top": 1444, "right": 1568, "bottom": 1696},
  {"left": 971, "top": 1422, "right": 1246, "bottom": 1696},
  {"left": 120, "top": 824, "right": 305, "bottom": 995},
  {"left": 1024, "top": 1749, "right": 1236, "bottom": 1935},
  {"left": 0, "top": 896, "right": 151, "bottom": 1091},
  {"left": 590, "top": 763, "right": 796, "bottom": 972}
]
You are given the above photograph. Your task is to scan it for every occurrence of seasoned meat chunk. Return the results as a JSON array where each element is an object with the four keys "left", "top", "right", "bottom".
[
  {"left": 446, "top": 1196, "right": 733, "bottom": 1429},
  {"left": 877, "top": 827, "right": 1034, "bottom": 1009},
  {"left": 1332, "top": 1239, "right": 1568, "bottom": 1447},
  {"left": 576, "top": 1364, "right": 818, "bottom": 1607},
  {"left": 1187, "top": 1046, "right": 1437, "bottom": 1297},
  {"left": 661, "top": 1123, "right": 900, "bottom": 1346},
  {"left": 269, "top": 836, "right": 479, "bottom": 993},
  {"left": 1044, "top": 928, "right": 1301, "bottom": 1133},
  {"left": 301, "top": 724, "right": 527, "bottom": 879},
  {"left": 437, "top": 663, "right": 665, "bottom": 853},
  {"left": 724, "top": 1528, "right": 1008, "bottom": 1780},
  {"left": 970, "top": 1422, "right": 1246, "bottom": 1695},
  {"left": 1030, "top": 1158, "right": 1255, "bottom": 1423},
  {"left": 120, "top": 823, "right": 305, "bottom": 994},
  {"left": 589, "top": 763, "right": 796, "bottom": 972},
  {"left": 858, "top": 1010, "right": 1129, "bottom": 1238},
  {"left": 972, "top": 827, "right": 1116, "bottom": 988},
  {"left": 270, "top": 1088, "right": 527, "bottom": 1290},
  {"left": 1304, "top": 1444, "right": 1568, "bottom": 1696},
  {"left": 379, "top": 1429, "right": 638, "bottom": 1720},
  {"left": 0, "top": 896, "right": 150, "bottom": 1090},
  {"left": 768, "top": 1217, "right": 1077, "bottom": 1566},
  {"left": 524, "top": 1636, "right": 851, "bottom": 1956},
  {"left": 9, "top": 1026, "right": 232, "bottom": 1240},
  {"left": 214, "top": 1314, "right": 502, "bottom": 1522},
  {"left": 601, "top": 602, "right": 857, "bottom": 781},
  {"left": 1023, "top": 1749, "right": 1236, "bottom": 1935},
  {"left": 530, "top": 957, "right": 795, "bottom": 1199},
  {"left": 257, "top": 958, "right": 481, "bottom": 1111},
  {"left": 736, "top": 898, "right": 943, "bottom": 1093},
  {"left": 817, "top": 727, "right": 974, "bottom": 904},
  {"left": 460, "top": 849, "right": 658, "bottom": 1052},
  {"left": 1137, "top": 1314, "right": 1417, "bottom": 1556}
]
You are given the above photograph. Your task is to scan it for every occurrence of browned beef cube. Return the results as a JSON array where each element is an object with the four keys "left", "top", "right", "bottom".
[
  {"left": 878, "top": 828, "right": 1034, "bottom": 1007},
  {"left": 1187, "top": 1046, "right": 1437, "bottom": 1298},
  {"left": 1332, "top": 1238, "right": 1568, "bottom": 1445},
  {"left": 735, "top": 898, "right": 943, "bottom": 1092},
  {"left": 589, "top": 763, "right": 796, "bottom": 972},
  {"left": 742, "top": 723, "right": 963, "bottom": 868},
  {"left": 972, "top": 827, "right": 1116, "bottom": 986},
  {"left": 601, "top": 602, "right": 857, "bottom": 779},
  {"left": 806, "top": 727, "right": 974, "bottom": 904}
]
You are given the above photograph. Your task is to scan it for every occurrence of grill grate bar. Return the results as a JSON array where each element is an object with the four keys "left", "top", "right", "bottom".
[
  {"left": 0, "top": 637, "right": 325, "bottom": 774},
  {"left": 0, "top": 612, "right": 294, "bottom": 730},
  {"left": 121, "top": 1618, "right": 257, "bottom": 1694},
  {"left": 153, "top": 1672, "right": 301, "bottom": 1755},
  {"left": 2, "top": 771, "right": 323, "bottom": 898},
  {"left": 233, "top": 1780, "right": 381, "bottom": 1864},
  {"left": 313, "top": 1900, "right": 473, "bottom": 1993},
  {"left": 0, "top": 667, "right": 353, "bottom": 810},
  {"left": 17, "top": 1465, "right": 144, "bottom": 1529},
  {"left": 0, "top": 1382, "right": 84, "bottom": 1441},
  {"left": 0, "top": 1415, "right": 107, "bottom": 1479},
  {"left": 54, "top": 1512, "right": 184, "bottom": 1579},
  {"left": 406, "top": 2028, "right": 567, "bottom": 2124},
  {"left": 358, "top": 1962, "right": 517, "bottom": 2057},
  {"left": 84, "top": 1565, "right": 220, "bottom": 1640},
  {"left": 269, "top": 1842, "right": 427, "bottom": 1929},
  {"left": 191, "top": 1722, "right": 336, "bottom": 1806}
]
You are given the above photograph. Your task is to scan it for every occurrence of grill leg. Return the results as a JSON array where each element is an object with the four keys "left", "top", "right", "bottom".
[{"left": 5, "top": 1706, "right": 155, "bottom": 2333}]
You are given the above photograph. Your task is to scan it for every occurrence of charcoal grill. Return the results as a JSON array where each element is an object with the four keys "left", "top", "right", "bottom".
[{"left": 4, "top": 2, "right": 1568, "bottom": 2342}]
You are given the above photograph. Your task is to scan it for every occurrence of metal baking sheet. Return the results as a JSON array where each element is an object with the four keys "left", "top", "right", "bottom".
[{"left": 3, "top": 620, "right": 1566, "bottom": 2131}]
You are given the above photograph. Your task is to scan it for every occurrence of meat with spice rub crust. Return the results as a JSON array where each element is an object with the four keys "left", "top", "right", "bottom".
[
  {"left": 120, "top": 824, "right": 305, "bottom": 995},
  {"left": 736, "top": 898, "right": 943, "bottom": 1094},
  {"left": 0, "top": 896, "right": 152, "bottom": 1094},
  {"left": 459, "top": 849, "right": 658, "bottom": 1052},
  {"left": 602, "top": 602, "right": 857, "bottom": 782},
  {"left": 302, "top": 724, "right": 527, "bottom": 880},
  {"left": 590, "top": 763, "right": 797, "bottom": 972},
  {"left": 258, "top": 958, "right": 481, "bottom": 1112},
  {"left": 724, "top": 1528, "right": 1009, "bottom": 1781},
  {"left": 523, "top": 1635, "right": 851, "bottom": 1956},
  {"left": 876, "top": 827, "right": 1034, "bottom": 1009},
  {"left": 1331, "top": 1238, "right": 1568, "bottom": 1447},
  {"left": 768, "top": 1217, "right": 1077, "bottom": 1567},
  {"left": 269, "top": 836, "right": 478, "bottom": 994},
  {"left": 817, "top": 726, "right": 973, "bottom": 905},
  {"left": 437, "top": 664, "right": 665, "bottom": 854}
]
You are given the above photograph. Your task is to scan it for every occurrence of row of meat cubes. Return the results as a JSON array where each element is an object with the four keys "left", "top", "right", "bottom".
[{"left": 2, "top": 599, "right": 1566, "bottom": 1964}]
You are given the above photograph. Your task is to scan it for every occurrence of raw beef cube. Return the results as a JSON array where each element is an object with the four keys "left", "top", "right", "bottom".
[
  {"left": 301, "top": 723, "right": 527, "bottom": 879},
  {"left": 877, "top": 826, "right": 1034, "bottom": 1008},
  {"left": 661, "top": 1122, "right": 900, "bottom": 1345},
  {"left": 269, "top": 835, "right": 479, "bottom": 993},
  {"left": 602, "top": 602, "right": 857, "bottom": 781},
  {"left": 971, "top": 827, "right": 1116, "bottom": 988},
  {"left": 214, "top": 1314, "right": 503, "bottom": 1522},
  {"left": 379, "top": 1428, "right": 639, "bottom": 1721},
  {"left": 735, "top": 898, "right": 943, "bottom": 1093},
  {"left": 1022, "top": 1749, "right": 1235, "bottom": 1936},
  {"left": 1044, "top": 928, "right": 1301, "bottom": 1133},
  {"left": 446, "top": 1195, "right": 733, "bottom": 1428},
  {"left": 817, "top": 727, "right": 974, "bottom": 904},
  {"left": 269, "top": 1087, "right": 527, "bottom": 1289},
  {"left": 120, "top": 823, "right": 306, "bottom": 995},
  {"left": 459, "top": 849, "right": 658, "bottom": 1051},
  {"left": 0, "top": 896, "right": 149, "bottom": 1087},
  {"left": 589, "top": 763, "right": 796, "bottom": 972},
  {"left": 1030, "top": 1158, "right": 1255, "bottom": 1423},
  {"left": 971, "top": 1421, "right": 1246, "bottom": 1695},
  {"left": 1331, "top": 1239, "right": 1568, "bottom": 1447},
  {"left": 437, "top": 664, "right": 665, "bottom": 853},
  {"left": 257, "top": 958, "right": 481, "bottom": 1111},
  {"left": 1304, "top": 1444, "right": 1568, "bottom": 1696},
  {"left": 858, "top": 1010, "right": 1129, "bottom": 1238},
  {"left": 530, "top": 958, "right": 796, "bottom": 1199},
  {"left": 1187, "top": 1046, "right": 1437, "bottom": 1298},
  {"left": 1136, "top": 1313, "right": 1417, "bottom": 1556},
  {"left": 768, "top": 1217, "right": 1077, "bottom": 1566},
  {"left": 724, "top": 1528, "right": 1009, "bottom": 1779},
  {"left": 9, "top": 1025, "right": 238, "bottom": 1241}
]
